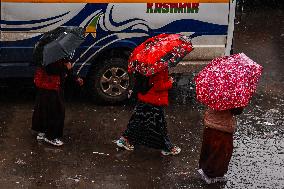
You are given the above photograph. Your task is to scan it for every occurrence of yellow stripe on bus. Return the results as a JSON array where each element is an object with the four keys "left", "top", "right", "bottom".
[{"left": 1, "top": 0, "right": 229, "bottom": 3}]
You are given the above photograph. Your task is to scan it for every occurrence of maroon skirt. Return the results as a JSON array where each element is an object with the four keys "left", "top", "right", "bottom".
[{"left": 199, "top": 127, "right": 233, "bottom": 178}]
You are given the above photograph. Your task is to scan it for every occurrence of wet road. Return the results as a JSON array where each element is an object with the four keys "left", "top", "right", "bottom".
[{"left": 0, "top": 7, "right": 284, "bottom": 189}]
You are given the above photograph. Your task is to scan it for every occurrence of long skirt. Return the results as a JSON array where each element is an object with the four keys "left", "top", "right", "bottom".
[
  {"left": 123, "top": 102, "right": 173, "bottom": 151},
  {"left": 199, "top": 127, "right": 233, "bottom": 178},
  {"left": 32, "top": 88, "right": 65, "bottom": 140}
]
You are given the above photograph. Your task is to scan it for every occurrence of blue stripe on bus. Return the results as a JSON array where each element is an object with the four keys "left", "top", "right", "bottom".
[
  {"left": 0, "top": 12, "right": 69, "bottom": 25},
  {"left": 1, "top": 19, "right": 64, "bottom": 31}
]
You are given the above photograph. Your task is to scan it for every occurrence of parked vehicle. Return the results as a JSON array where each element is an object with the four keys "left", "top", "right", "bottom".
[{"left": 0, "top": 0, "right": 236, "bottom": 103}]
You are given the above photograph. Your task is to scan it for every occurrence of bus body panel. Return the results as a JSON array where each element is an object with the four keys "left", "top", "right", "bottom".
[{"left": 0, "top": 1, "right": 234, "bottom": 78}]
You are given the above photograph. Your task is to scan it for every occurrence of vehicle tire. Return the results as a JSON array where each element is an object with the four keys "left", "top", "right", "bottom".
[{"left": 88, "top": 57, "right": 133, "bottom": 104}]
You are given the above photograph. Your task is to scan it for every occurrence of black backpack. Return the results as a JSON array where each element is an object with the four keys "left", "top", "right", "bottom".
[{"left": 129, "top": 72, "right": 153, "bottom": 98}]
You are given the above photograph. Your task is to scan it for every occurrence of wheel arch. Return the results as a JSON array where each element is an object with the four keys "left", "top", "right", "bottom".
[{"left": 86, "top": 46, "right": 134, "bottom": 77}]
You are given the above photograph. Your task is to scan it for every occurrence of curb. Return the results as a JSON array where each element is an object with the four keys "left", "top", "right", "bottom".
[{"left": 169, "top": 60, "right": 209, "bottom": 74}]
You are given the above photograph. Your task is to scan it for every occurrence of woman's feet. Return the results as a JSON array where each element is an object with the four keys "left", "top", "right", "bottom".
[
  {"left": 116, "top": 137, "right": 134, "bottom": 151},
  {"left": 44, "top": 138, "right": 64, "bottom": 146},
  {"left": 197, "top": 169, "right": 227, "bottom": 184},
  {"left": 161, "top": 146, "right": 181, "bottom": 156},
  {"left": 36, "top": 132, "right": 45, "bottom": 140},
  {"left": 36, "top": 133, "right": 64, "bottom": 146},
  {"left": 197, "top": 169, "right": 212, "bottom": 184}
]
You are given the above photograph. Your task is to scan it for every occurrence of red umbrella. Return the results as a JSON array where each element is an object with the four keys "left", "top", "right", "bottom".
[
  {"left": 128, "top": 33, "right": 193, "bottom": 76},
  {"left": 195, "top": 53, "right": 263, "bottom": 111}
]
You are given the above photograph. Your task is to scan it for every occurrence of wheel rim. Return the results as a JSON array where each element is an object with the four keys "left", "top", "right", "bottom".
[{"left": 100, "top": 67, "right": 130, "bottom": 97}]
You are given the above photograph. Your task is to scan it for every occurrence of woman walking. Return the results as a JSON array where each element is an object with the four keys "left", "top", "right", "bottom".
[
  {"left": 198, "top": 107, "right": 243, "bottom": 183},
  {"left": 116, "top": 69, "right": 181, "bottom": 155},
  {"left": 32, "top": 58, "right": 83, "bottom": 146}
]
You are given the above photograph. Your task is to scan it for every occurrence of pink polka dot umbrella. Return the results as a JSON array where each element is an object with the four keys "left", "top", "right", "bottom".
[{"left": 195, "top": 53, "right": 263, "bottom": 111}]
